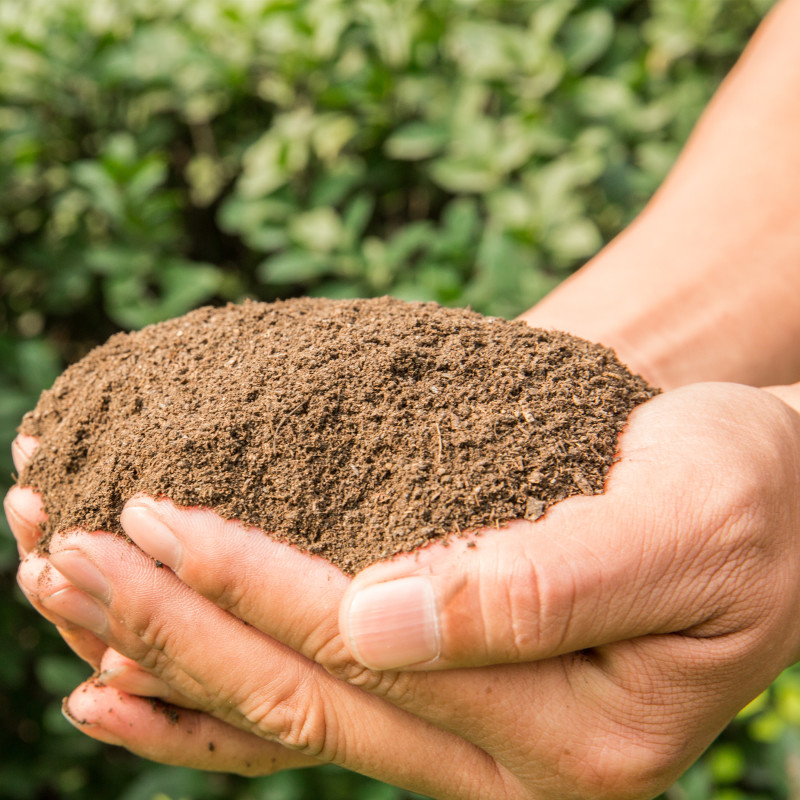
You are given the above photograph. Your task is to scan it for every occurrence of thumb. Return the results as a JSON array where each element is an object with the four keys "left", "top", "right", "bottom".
[{"left": 338, "top": 491, "right": 727, "bottom": 671}]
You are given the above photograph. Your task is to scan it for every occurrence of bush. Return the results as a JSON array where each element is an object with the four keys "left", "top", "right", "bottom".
[{"left": 1, "top": 0, "right": 791, "bottom": 798}]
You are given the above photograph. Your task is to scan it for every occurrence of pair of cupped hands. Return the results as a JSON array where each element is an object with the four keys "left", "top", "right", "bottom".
[{"left": 7, "top": 379, "right": 800, "bottom": 800}]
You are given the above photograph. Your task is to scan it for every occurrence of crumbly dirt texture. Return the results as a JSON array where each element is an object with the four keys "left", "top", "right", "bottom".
[{"left": 19, "top": 297, "right": 658, "bottom": 574}]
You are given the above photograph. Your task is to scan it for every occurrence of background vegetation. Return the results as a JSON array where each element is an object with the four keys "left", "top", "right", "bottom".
[{"left": 1, "top": 0, "right": 796, "bottom": 797}]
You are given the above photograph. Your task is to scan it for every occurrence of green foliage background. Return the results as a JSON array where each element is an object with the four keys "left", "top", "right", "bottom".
[{"left": 1, "top": 0, "right": 797, "bottom": 798}]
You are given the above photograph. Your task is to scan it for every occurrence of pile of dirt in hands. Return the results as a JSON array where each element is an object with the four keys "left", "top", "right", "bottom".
[{"left": 19, "top": 297, "right": 658, "bottom": 574}]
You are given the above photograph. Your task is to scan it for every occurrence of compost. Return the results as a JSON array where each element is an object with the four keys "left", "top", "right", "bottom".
[{"left": 19, "top": 297, "right": 658, "bottom": 573}]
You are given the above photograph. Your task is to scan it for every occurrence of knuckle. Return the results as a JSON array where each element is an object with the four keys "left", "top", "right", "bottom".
[
  {"left": 501, "top": 551, "right": 568, "bottom": 660},
  {"left": 241, "top": 678, "right": 336, "bottom": 760},
  {"left": 614, "top": 744, "right": 683, "bottom": 799},
  {"left": 202, "top": 575, "right": 248, "bottom": 616},
  {"left": 565, "top": 738, "right": 680, "bottom": 800},
  {"left": 122, "top": 610, "right": 176, "bottom": 673},
  {"left": 340, "top": 662, "right": 413, "bottom": 700},
  {"left": 181, "top": 557, "right": 249, "bottom": 614},
  {"left": 312, "top": 633, "right": 413, "bottom": 699}
]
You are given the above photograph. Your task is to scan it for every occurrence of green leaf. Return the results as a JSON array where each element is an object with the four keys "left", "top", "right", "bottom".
[
  {"left": 546, "top": 218, "right": 602, "bottom": 263},
  {"left": 708, "top": 744, "right": 746, "bottom": 785},
  {"left": 561, "top": 9, "right": 615, "bottom": 73},
  {"left": 159, "top": 262, "right": 223, "bottom": 313},
  {"left": 572, "top": 76, "right": 637, "bottom": 119},
  {"left": 218, "top": 196, "right": 293, "bottom": 237},
  {"left": 237, "top": 133, "right": 291, "bottom": 199},
  {"left": 289, "top": 207, "right": 343, "bottom": 253},
  {"left": 384, "top": 221, "right": 435, "bottom": 267},
  {"left": 13, "top": 339, "right": 61, "bottom": 394},
  {"left": 258, "top": 250, "right": 333, "bottom": 284},
  {"left": 116, "top": 766, "right": 209, "bottom": 800},
  {"left": 309, "top": 279, "right": 367, "bottom": 300},
  {"left": 86, "top": 245, "right": 149, "bottom": 277},
  {"left": 433, "top": 198, "right": 480, "bottom": 254},
  {"left": 429, "top": 157, "right": 501, "bottom": 194},
  {"left": 71, "top": 160, "right": 123, "bottom": 220},
  {"left": 246, "top": 225, "right": 292, "bottom": 253},
  {"left": 384, "top": 122, "right": 449, "bottom": 161},
  {"left": 104, "top": 261, "right": 222, "bottom": 329},
  {"left": 342, "top": 193, "right": 375, "bottom": 244},
  {"left": 35, "top": 656, "right": 91, "bottom": 696},
  {"left": 310, "top": 161, "right": 365, "bottom": 207}
]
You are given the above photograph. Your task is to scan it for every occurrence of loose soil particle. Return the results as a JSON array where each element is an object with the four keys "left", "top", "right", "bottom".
[{"left": 19, "top": 297, "right": 658, "bottom": 574}]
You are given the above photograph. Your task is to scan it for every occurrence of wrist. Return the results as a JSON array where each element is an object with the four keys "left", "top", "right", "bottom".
[
  {"left": 519, "top": 222, "right": 723, "bottom": 391},
  {"left": 522, "top": 206, "right": 800, "bottom": 391}
]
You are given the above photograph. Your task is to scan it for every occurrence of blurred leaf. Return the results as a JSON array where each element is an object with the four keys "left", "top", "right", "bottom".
[
  {"left": 117, "top": 765, "right": 212, "bottom": 800},
  {"left": 429, "top": 157, "right": 500, "bottom": 194},
  {"left": 310, "top": 279, "right": 367, "bottom": 300},
  {"left": 290, "top": 207, "right": 343, "bottom": 253},
  {"left": 384, "top": 122, "right": 449, "bottom": 161},
  {"left": 13, "top": 339, "right": 61, "bottom": 394},
  {"left": 258, "top": 250, "right": 333, "bottom": 284},
  {"left": 126, "top": 158, "right": 168, "bottom": 204},
  {"left": 572, "top": 76, "right": 637, "bottom": 119},
  {"left": 72, "top": 161, "right": 123, "bottom": 220},
  {"left": 218, "top": 196, "right": 294, "bottom": 242},
  {"left": 708, "top": 744, "right": 746, "bottom": 785},
  {"left": 561, "top": 9, "right": 615, "bottom": 72},
  {"left": 385, "top": 221, "right": 435, "bottom": 267},
  {"left": 342, "top": 193, "right": 375, "bottom": 244},
  {"left": 35, "top": 655, "right": 91, "bottom": 696},
  {"left": 310, "top": 161, "right": 365, "bottom": 207},
  {"left": 546, "top": 217, "right": 603, "bottom": 264},
  {"left": 104, "top": 261, "right": 223, "bottom": 329}
]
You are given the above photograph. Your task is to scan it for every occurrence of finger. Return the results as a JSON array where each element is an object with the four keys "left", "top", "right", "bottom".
[
  {"left": 110, "top": 488, "right": 764, "bottom": 800},
  {"left": 41, "top": 530, "right": 513, "bottom": 800},
  {"left": 97, "top": 648, "right": 199, "bottom": 709},
  {"left": 126, "top": 482, "right": 717, "bottom": 674},
  {"left": 19, "top": 555, "right": 189, "bottom": 696},
  {"left": 82, "top": 513, "right": 762, "bottom": 800},
  {"left": 57, "top": 626, "right": 109, "bottom": 669},
  {"left": 119, "top": 497, "right": 349, "bottom": 664},
  {"left": 18, "top": 554, "right": 107, "bottom": 669},
  {"left": 11, "top": 434, "right": 38, "bottom": 474},
  {"left": 4, "top": 486, "right": 47, "bottom": 554},
  {"left": 20, "top": 554, "right": 277, "bottom": 733},
  {"left": 113, "top": 493, "right": 667, "bottom": 793},
  {"left": 338, "top": 386, "right": 793, "bottom": 670},
  {"left": 64, "top": 681, "right": 320, "bottom": 776}
]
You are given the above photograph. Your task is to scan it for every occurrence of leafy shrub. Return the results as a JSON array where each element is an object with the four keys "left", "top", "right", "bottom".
[{"left": 0, "top": 0, "right": 789, "bottom": 798}]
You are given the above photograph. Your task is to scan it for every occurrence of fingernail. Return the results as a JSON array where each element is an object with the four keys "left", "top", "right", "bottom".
[
  {"left": 48, "top": 550, "right": 110, "bottom": 601},
  {"left": 17, "top": 555, "right": 53, "bottom": 596},
  {"left": 12, "top": 436, "right": 37, "bottom": 473},
  {"left": 345, "top": 577, "right": 440, "bottom": 670},
  {"left": 3, "top": 495, "right": 37, "bottom": 553},
  {"left": 121, "top": 504, "right": 183, "bottom": 570},
  {"left": 4, "top": 497, "right": 27, "bottom": 530},
  {"left": 41, "top": 587, "right": 108, "bottom": 635},
  {"left": 62, "top": 697, "right": 125, "bottom": 746},
  {"left": 98, "top": 666, "right": 171, "bottom": 698}
]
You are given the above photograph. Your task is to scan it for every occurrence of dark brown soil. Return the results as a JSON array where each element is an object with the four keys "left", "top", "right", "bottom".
[{"left": 19, "top": 297, "right": 658, "bottom": 574}]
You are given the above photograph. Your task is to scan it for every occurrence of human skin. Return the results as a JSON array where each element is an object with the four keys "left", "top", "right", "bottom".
[
  {"left": 8, "top": 0, "right": 800, "bottom": 796},
  {"left": 521, "top": 0, "right": 800, "bottom": 391},
  {"left": 10, "top": 380, "right": 800, "bottom": 800}
]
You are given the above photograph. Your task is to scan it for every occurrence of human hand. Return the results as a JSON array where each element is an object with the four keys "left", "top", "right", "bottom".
[
  {"left": 10, "top": 382, "right": 800, "bottom": 799},
  {"left": 6, "top": 435, "right": 323, "bottom": 776}
]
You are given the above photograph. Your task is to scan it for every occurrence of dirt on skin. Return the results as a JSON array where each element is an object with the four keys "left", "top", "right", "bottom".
[{"left": 19, "top": 297, "right": 658, "bottom": 574}]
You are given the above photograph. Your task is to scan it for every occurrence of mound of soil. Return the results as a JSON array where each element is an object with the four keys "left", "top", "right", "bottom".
[{"left": 19, "top": 297, "right": 657, "bottom": 574}]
